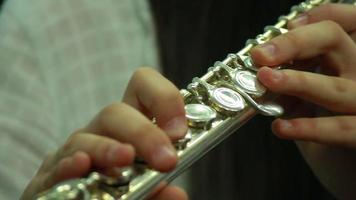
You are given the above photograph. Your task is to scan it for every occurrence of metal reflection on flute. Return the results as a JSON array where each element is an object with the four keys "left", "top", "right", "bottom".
[{"left": 34, "top": 0, "right": 356, "bottom": 199}]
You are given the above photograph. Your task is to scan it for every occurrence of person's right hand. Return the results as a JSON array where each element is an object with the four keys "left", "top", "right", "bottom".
[
  {"left": 21, "top": 68, "right": 189, "bottom": 200},
  {"left": 251, "top": 3, "right": 356, "bottom": 199}
]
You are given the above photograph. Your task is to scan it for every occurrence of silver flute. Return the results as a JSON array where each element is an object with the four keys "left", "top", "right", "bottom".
[{"left": 35, "top": 0, "right": 356, "bottom": 199}]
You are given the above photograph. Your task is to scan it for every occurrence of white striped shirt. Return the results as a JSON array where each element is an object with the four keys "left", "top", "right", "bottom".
[{"left": 0, "top": 0, "right": 159, "bottom": 198}]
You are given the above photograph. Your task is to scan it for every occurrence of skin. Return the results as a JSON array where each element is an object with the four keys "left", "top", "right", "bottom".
[
  {"left": 23, "top": 3, "right": 356, "bottom": 200},
  {"left": 21, "top": 68, "right": 189, "bottom": 200},
  {"left": 251, "top": 4, "right": 356, "bottom": 200}
]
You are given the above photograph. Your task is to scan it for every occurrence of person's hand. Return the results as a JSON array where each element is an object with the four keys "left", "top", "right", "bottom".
[
  {"left": 251, "top": 3, "right": 356, "bottom": 200},
  {"left": 21, "top": 68, "right": 188, "bottom": 200}
]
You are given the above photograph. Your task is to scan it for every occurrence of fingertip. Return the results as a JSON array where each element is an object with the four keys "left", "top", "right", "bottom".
[
  {"left": 250, "top": 43, "right": 278, "bottom": 66},
  {"left": 162, "top": 116, "right": 188, "bottom": 140},
  {"left": 272, "top": 118, "right": 294, "bottom": 139},
  {"left": 250, "top": 47, "right": 267, "bottom": 66},
  {"left": 155, "top": 95, "right": 188, "bottom": 140},
  {"left": 257, "top": 67, "right": 285, "bottom": 90},
  {"left": 150, "top": 145, "right": 178, "bottom": 172},
  {"left": 257, "top": 66, "right": 273, "bottom": 81}
]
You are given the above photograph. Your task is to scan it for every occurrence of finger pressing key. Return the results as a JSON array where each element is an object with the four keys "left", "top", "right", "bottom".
[
  {"left": 272, "top": 116, "right": 356, "bottom": 149},
  {"left": 85, "top": 102, "right": 178, "bottom": 172},
  {"left": 43, "top": 151, "right": 90, "bottom": 188},
  {"left": 123, "top": 68, "right": 188, "bottom": 140},
  {"left": 257, "top": 67, "right": 356, "bottom": 113},
  {"left": 288, "top": 4, "right": 356, "bottom": 31},
  {"left": 55, "top": 133, "right": 135, "bottom": 169},
  {"left": 251, "top": 21, "right": 356, "bottom": 76}
]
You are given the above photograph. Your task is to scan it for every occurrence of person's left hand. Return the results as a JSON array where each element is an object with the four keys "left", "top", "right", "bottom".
[
  {"left": 251, "top": 3, "right": 356, "bottom": 200},
  {"left": 22, "top": 68, "right": 188, "bottom": 200}
]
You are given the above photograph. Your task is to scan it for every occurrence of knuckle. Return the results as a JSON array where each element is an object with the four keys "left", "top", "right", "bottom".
[
  {"left": 60, "top": 133, "right": 83, "bottom": 156},
  {"left": 281, "top": 31, "right": 299, "bottom": 45},
  {"left": 322, "top": 20, "right": 344, "bottom": 44},
  {"left": 131, "top": 67, "right": 156, "bottom": 82},
  {"left": 296, "top": 71, "right": 308, "bottom": 84},
  {"left": 131, "top": 122, "right": 161, "bottom": 141},
  {"left": 129, "top": 67, "right": 160, "bottom": 93},
  {"left": 130, "top": 68, "right": 147, "bottom": 88},
  {"left": 97, "top": 102, "right": 127, "bottom": 132},
  {"left": 66, "top": 132, "right": 81, "bottom": 145},
  {"left": 281, "top": 31, "right": 303, "bottom": 56},
  {"left": 295, "top": 119, "right": 317, "bottom": 140},
  {"left": 289, "top": 71, "right": 308, "bottom": 95},
  {"left": 318, "top": 4, "right": 335, "bottom": 18},
  {"left": 290, "top": 119, "right": 303, "bottom": 135},
  {"left": 337, "top": 117, "right": 354, "bottom": 132},
  {"left": 157, "top": 88, "right": 180, "bottom": 105},
  {"left": 100, "top": 102, "right": 126, "bottom": 117},
  {"left": 323, "top": 20, "right": 342, "bottom": 33},
  {"left": 333, "top": 77, "right": 348, "bottom": 94},
  {"left": 147, "top": 87, "right": 181, "bottom": 113}
]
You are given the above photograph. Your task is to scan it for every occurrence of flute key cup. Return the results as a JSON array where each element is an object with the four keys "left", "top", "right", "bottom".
[
  {"left": 191, "top": 77, "right": 246, "bottom": 116},
  {"left": 213, "top": 61, "right": 266, "bottom": 98}
]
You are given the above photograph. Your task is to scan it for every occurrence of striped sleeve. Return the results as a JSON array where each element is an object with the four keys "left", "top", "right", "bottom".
[{"left": 0, "top": 4, "right": 58, "bottom": 199}]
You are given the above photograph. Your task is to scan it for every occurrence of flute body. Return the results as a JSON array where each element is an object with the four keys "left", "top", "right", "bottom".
[{"left": 35, "top": 0, "right": 356, "bottom": 199}]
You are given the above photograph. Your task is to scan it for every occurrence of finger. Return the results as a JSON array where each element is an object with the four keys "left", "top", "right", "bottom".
[
  {"left": 272, "top": 116, "right": 356, "bottom": 148},
  {"left": 257, "top": 67, "right": 356, "bottom": 113},
  {"left": 152, "top": 186, "right": 188, "bottom": 200},
  {"left": 288, "top": 3, "right": 356, "bottom": 31},
  {"left": 251, "top": 21, "right": 356, "bottom": 76},
  {"left": 43, "top": 151, "right": 90, "bottom": 188},
  {"left": 56, "top": 133, "right": 135, "bottom": 169},
  {"left": 123, "top": 67, "right": 188, "bottom": 139},
  {"left": 85, "top": 102, "right": 178, "bottom": 172}
]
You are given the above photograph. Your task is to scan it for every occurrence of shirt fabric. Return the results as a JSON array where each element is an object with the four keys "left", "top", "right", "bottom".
[{"left": 0, "top": 0, "right": 159, "bottom": 199}]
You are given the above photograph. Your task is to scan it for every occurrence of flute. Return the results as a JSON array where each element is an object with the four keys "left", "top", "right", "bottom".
[{"left": 35, "top": 0, "right": 356, "bottom": 199}]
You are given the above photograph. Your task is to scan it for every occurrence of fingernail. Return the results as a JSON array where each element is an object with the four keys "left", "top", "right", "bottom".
[
  {"left": 290, "top": 14, "right": 308, "bottom": 27},
  {"left": 271, "top": 69, "right": 284, "bottom": 82},
  {"left": 107, "top": 145, "right": 121, "bottom": 163},
  {"left": 257, "top": 43, "right": 276, "bottom": 59},
  {"left": 152, "top": 145, "right": 176, "bottom": 166},
  {"left": 163, "top": 116, "right": 187, "bottom": 138},
  {"left": 280, "top": 120, "right": 293, "bottom": 131}
]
